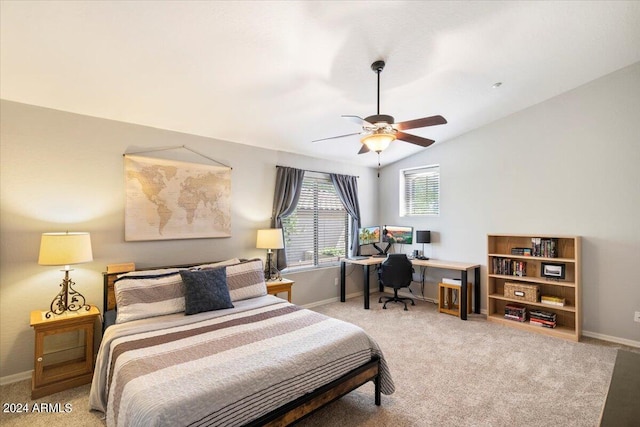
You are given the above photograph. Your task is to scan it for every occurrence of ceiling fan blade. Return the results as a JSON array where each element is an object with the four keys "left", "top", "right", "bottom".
[
  {"left": 395, "top": 115, "right": 447, "bottom": 131},
  {"left": 342, "top": 115, "right": 374, "bottom": 127},
  {"left": 396, "top": 131, "right": 435, "bottom": 148},
  {"left": 357, "top": 144, "right": 370, "bottom": 154},
  {"left": 312, "top": 132, "right": 361, "bottom": 143}
]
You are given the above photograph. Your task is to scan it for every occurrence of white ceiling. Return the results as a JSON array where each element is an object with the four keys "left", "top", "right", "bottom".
[{"left": 2, "top": 1, "right": 639, "bottom": 168}]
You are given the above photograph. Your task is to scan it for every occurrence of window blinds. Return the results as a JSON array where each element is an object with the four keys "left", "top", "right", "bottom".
[
  {"left": 282, "top": 175, "right": 348, "bottom": 268},
  {"left": 402, "top": 165, "right": 440, "bottom": 216}
]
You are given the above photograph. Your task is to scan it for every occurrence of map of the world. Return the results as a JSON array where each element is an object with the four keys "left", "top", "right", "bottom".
[{"left": 124, "top": 154, "right": 231, "bottom": 241}]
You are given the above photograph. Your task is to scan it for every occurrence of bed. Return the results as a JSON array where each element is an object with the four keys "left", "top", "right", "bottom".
[{"left": 89, "top": 258, "right": 394, "bottom": 426}]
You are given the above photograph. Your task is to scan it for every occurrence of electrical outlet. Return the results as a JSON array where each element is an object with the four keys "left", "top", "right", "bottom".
[{"left": 634, "top": 311, "right": 640, "bottom": 323}]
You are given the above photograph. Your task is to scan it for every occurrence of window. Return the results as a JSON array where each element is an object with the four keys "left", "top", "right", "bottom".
[
  {"left": 400, "top": 165, "right": 440, "bottom": 216},
  {"left": 281, "top": 174, "right": 349, "bottom": 269}
]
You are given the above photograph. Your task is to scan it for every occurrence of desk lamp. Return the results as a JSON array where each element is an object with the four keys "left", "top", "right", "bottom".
[
  {"left": 416, "top": 230, "right": 431, "bottom": 260},
  {"left": 38, "top": 232, "right": 93, "bottom": 318},
  {"left": 256, "top": 228, "right": 284, "bottom": 280}
]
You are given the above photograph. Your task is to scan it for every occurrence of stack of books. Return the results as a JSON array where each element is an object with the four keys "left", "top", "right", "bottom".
[
  {"left": 511, "top": 247, "right": 532, "bottom": 256},
  {"left": 504, "top": 304, "right": 527, "bottom": 322},
  {"left": 540, "top": 295, "right": 566, "bottom": 307},
  {"left": 529, "top": 310, "right": 557, "bottom": 328}
]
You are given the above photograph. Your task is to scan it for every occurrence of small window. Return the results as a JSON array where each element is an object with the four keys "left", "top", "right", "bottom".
[
  {"left": 400, "top": 165, "right": 440, "bottom": 216},
  {"left": 281, "top": 174, "right": 349, "bottom": 269}
]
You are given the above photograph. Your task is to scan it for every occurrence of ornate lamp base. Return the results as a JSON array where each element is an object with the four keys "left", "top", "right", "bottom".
[{"left": 46, "top": 269, "right": 90, "bottom": 319}]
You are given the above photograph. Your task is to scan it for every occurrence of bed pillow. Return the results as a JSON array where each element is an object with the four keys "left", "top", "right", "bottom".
[
  {"left": 114, "top": 269, "right": 186, "bottom": 324},
  {"left": 225, "top": 259, "right": 267, "bottom": 302},
  {"left": 179, "top": 268, "right": 234, "bottom": 315}
]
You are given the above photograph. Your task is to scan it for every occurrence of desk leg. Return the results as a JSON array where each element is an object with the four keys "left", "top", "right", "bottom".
[
  {"left": 340, "top": 261, "right": 346, "bottom": 303},
  {"left": 364, "top": 265, "right": 370, "bottom": 309},
  {"left": 460, "top": 270, "right": 468, "bottom": 320},
  {"left": 474, "top": 267, "right": 481, "bottom": 314}
]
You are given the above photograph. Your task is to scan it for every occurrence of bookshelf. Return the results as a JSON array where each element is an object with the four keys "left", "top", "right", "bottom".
[{"left": 486, "top": 234, "right": 581, "bottom": 341}]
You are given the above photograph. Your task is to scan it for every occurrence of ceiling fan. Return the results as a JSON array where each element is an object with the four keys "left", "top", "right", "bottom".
[{"left": 313, "top": 60, "right": 447, "bottom": 155}]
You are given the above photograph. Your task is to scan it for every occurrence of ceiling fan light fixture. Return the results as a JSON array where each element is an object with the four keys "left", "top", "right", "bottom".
[{"left": 361, "top": 131, "right": 396, "bottom": 153}]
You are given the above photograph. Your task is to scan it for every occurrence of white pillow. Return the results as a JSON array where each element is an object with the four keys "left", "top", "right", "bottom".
[
  {"left": 114, "top": 269, "right": 185, "bottom": 324},
  {"left": 225, "top": 259, "right": 267, "bottom": 302}
]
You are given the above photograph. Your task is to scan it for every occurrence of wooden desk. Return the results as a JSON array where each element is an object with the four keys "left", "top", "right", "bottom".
[
  {"left": 340, "top": 257, "right": 385, "bottom": 309},
  {"left": 341, "top": 257, "right": 481, "bottom": 320}
]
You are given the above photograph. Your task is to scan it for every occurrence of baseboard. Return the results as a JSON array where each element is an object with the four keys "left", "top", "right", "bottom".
[
  {"left": 0, "top": 370, "right": 31, "bottom": 386},
  {"left": 582, "top": 330, "right": 640, "bottom": 348},
  {"left": 301, "top": 291, "right": 364, "bottom": 309}
]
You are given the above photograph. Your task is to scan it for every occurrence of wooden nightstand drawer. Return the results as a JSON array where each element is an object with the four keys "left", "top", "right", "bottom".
[{"left": 30, "top": 306, "right": 100, "bottom": 399}]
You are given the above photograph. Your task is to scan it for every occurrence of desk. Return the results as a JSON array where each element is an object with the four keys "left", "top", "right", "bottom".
[{"left": 340, "top": 257, "right": 481, "bottom": 320}]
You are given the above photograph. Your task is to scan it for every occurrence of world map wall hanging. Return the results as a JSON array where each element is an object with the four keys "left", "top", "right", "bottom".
[{"left": 124, "top": 154, "right": 231, "bottom": 241}]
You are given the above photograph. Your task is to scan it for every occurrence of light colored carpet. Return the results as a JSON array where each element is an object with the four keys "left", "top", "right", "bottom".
[{"left": 0, "top": 295, "right": 633, "bottom": 426}]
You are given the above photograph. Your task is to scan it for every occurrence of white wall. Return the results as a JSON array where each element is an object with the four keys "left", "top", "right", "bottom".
[
  {"left": 378, "top": 63, "right": 640, "bottom": 344},
  {"left": 0, "top": 101, "right": 378, "bottom": 380}
]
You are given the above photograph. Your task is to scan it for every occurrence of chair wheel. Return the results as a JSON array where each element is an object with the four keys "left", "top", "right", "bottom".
[
  {"left": 411, "top": 301, "right": 415, "bottom": 306},
  {"left": 383, "top": 306, "right": 387, "bottom": 309},
  {"left": 404, "top": 307, "right": 408, "bottom": 311}
]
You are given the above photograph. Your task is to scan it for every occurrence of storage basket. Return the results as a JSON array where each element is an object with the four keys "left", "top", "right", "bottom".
[{"left": 504, "top": 282, "right": 540, "bottom": 302}]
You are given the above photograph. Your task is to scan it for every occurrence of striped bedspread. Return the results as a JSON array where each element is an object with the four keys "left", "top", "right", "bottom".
[{"left": 89, "top": 295, "right": 394, "bottom": 427}]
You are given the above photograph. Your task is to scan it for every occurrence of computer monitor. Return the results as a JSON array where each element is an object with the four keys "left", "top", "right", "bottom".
[
  {"left": 382, "top": 225, "right": 414, "bottom": 244},
  {"left": 358, "top": 226, "right": 381, "bottom": 246}
]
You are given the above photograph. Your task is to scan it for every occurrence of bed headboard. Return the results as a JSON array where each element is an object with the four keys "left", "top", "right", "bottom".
[{"left": 102, "top": 260, "right": 233, "bottom": 314}]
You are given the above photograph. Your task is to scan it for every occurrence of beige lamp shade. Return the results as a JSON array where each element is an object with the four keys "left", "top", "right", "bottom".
[
  {"left": 361, "top": 131, "right": 396, "bottom": 153},
  {"left": 256, "top": 228, "right": 284, "bottom": 249},
  {"left": 38, "top": 232, "right": 93, "bottom": 266}
]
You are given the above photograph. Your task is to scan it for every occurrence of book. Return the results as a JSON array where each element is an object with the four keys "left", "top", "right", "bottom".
[
  {"left": 492, "top": 258, "right": 527, "bottom": 276},
  {"left": 541, "top": 295, "right": 566, "bottom": 306},
  {"left": 505, "top": 314, "right": 527, "bottom": 322},
  {"left": 530, "top": 319, "right": 556, "bottom": 328},
  {"left": 529, "top": 309, "right": 557, "bottom": 321},
  {"left": 511, "top": 247, "right": 532, "bottom": 256},
  {"left": 531, "top": 237, "right": 559, "bottom": 258}
]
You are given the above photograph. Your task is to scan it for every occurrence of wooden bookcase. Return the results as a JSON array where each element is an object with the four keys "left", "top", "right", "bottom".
[{"left": 486, "top": 234, "right": 581, "bottom": 341}]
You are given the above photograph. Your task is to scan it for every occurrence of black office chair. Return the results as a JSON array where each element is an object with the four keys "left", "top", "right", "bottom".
[{"left": 378, "top": 254, "right": 415, "bottom": 311}]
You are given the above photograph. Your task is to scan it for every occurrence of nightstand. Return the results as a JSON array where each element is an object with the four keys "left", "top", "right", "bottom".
[
  {"left": 30, "top": 305, "right": 100, "bottom": 399},
  {"left": 266, "top": 278, "right": 295, "bottom": 302}
]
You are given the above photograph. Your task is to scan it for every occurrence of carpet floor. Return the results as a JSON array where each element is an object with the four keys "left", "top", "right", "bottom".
[{"left": 1, "top": 294, "right": 636, "bottom": 426}]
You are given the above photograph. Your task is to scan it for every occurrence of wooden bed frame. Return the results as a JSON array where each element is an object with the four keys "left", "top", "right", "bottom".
[{"left": 101, "top": 262, "right": 382, "bottom": 426}]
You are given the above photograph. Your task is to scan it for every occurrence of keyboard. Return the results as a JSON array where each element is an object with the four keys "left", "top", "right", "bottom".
[
  {"left": 350, "top": 256, "right": 369, "bottom": 260},
  {"left": 372, "top": 254, "right": 387, "bottom": 258}
]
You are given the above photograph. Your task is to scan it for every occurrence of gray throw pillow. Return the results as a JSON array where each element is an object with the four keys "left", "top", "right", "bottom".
[{"left": 180, "top": 268, "right": 234, "bottom": 315}]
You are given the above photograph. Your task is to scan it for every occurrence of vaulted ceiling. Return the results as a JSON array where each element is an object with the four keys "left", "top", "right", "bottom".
[{"left": 2, "top": 1, "right": 639, "bottom": 168}]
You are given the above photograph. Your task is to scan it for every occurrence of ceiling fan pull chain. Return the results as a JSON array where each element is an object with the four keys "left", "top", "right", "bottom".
[{"left": 377, "top": 152, "right": 381, "bottom": 177}]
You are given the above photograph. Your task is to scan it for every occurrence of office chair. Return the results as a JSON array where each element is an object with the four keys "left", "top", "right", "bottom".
[{"left": 378, "top": 254, "right": 415, "bottom": 311}]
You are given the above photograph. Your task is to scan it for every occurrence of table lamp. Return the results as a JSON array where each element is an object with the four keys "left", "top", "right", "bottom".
[
  {"left": 416, "top": 230, "right": 431, "bottom": 260},
  {"left": 38, "top": 232, "right": 93, "bottom": 318},
  {"left": 256, "top": 228, "right": 284, "bottom": 280}
]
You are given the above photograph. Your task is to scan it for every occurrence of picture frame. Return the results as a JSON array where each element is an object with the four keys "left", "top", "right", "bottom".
[{"left": 541, "top": 262, "right": 565, "bottom": 280}]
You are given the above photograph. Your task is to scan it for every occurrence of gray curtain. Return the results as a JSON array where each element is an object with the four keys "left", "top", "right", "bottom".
[
  {"left": 271, "top": 167, "right": 305, "bottom": 270},
  {"left": 330, "top": 173, "right": 361, "bottom": 258}
]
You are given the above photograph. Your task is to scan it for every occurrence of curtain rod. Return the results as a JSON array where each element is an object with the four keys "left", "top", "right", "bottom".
[{"left": 276, "top": 165, "right": 359, "bottom": 178}]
